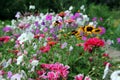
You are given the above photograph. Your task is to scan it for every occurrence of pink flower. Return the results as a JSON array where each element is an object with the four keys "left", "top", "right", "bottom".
[
  {"left": 74, "top": 74, "right": 84, "bottom": 80},
  {"left": 47, "top": 71, "right": 59, "bottom": 80},
  {"left": 0, "top": 70, "right": 5, "bottom": 75},
  {"left": 74, "top": 74, "right": 91, "bottom": 80},
  {"left": 39, "top": 45, "right": 51, "bottom": 53},
  {"left": 40, "top": 63, "right": 70, "bottom": 79},
  {"left": 117, "top": 38, "right": 120, "bottom": 43},
  {"left": 84, "top": 76, "right": 91, "bottom": 80}
]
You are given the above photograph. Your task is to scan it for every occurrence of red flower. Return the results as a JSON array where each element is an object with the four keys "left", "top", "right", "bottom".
[
  {"left": 37, "top": 70, "right": 45, "bottom": 76},
  {"left": 40, "top": 45, "right": 50, "bottom": 53},
  {"left": 34, "top": 34, "right": 45, "bottom": 39},
  {"left": 103, "top": 62, "right": 112, "bottom": 67},
  {"left": 47, "top": 41, "right": 57, "bottom": 46},
  {"left": 0, "top": 36, "right": 10, "bottom": 43},
  {"left": 102, "top": 53, "right": 109, "bottom": 58},
  {"left": 58, "top": 12, "right": 66, "bottom": 18},
  {"left": 84, "top": 37, "right": 105, "bottom": 51}
]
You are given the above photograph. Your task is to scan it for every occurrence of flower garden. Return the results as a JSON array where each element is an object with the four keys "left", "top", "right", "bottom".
[{"left": 0, "top": 3, "right": 120, "bottom": 80}]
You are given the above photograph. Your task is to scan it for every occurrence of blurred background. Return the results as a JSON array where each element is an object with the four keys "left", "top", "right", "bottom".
[{"left": 0, "top": 0, "right": 120, "bottom": 20}]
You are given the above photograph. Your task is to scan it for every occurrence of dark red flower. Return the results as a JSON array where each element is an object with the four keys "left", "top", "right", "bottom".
[
  {"left": 0, "top": 36, "right": 10, "bottom": 43},
  {"left": 103, "top": 62, "right": 112, "bottom": 67},
  {"left": 102, "top": 53, "right": 109, "bottom": 58}
]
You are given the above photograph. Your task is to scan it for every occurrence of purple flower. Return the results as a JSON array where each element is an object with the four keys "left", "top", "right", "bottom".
[
  {"left": 35, "top": 29, "right": 40, "bottom": 34},
  {"left": 92, "top": 17, "right": 97, "bottom": 21},
  {"left": 70, "top": 15, "right": 76, "bottom": 20},
  {"left": 61, "top": 42, "right": 67, "bottom": 49},
  {"left": 74, "top": 12, "right": 80, "bottom": 18},
  {"left": 117, "top": 38, "right": 120, "bottom": 43},
  {"left": 50, "top": 28, "right": 55, "bottom": 33},
  {"left": 3, "top": 26, "right": 12, "bottom": 32},
  {"left": 99, "top": 17, "right": 103, "bottom": 21},
  {"left": 35, "top": 21, "right": 39, "bottom": 27},
  {"left": 98, "top": 26, "right": 106, "bottom": 35},
  {"left": 43, "top": 28, "right": 48, "bottom": 32},
  {"left": 82, "top": 36, "right": 87, "bottom": 41},
  {"left": 46, "top": 14, "right": 52, "bottom": 20},
  {"left": 41, "top": 21, "right": 45, "bottom": 25},
  {"left": 7, "top": 71, "right": 13, "bottom": 78}
]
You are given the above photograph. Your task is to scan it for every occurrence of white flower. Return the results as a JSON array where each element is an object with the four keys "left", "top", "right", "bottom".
[
  {"left": 31, "top": 60, "right": 39, "bottom": 66},
  {"left": 29, "top": 5, "right": 35, "bottom": 10},
  {"left": 30, "top": 60, "right": 39, "bottom": 72},
  {"left": 103, "top": 63, "right": 110, "bottom": 79},
  {"left": 15, "top": 12, "right": 21, "bottom": 19},
  {"left": 80, "top": 5, "right": 85, "bottom": 10},
  {"left": 3, "top": 58, "right": 12, "bottom": 68},
  {"left": 80, "top": 5, "right": 85, "bottom": 12},
  {"left": 69, "top": 46, "right": 73, "bottom": 51},
  {"left": 83, "top": 15, "right": 89, "bottom": 21},
  {"left": 106, "top": 39, "right": 114, "bottom": 46},
  {"left": 32, "top": 43, "right": 37, "bottom": 50},
  {"left": 16, "top": 54, "right": 24, "bottom": 65},
  {"left": 69, "top": 6, "right": 73, "bottom": 11},
  {"left": 20, "top": 70, "right": 27, "bottom": 79},
  {"left": 17, "top": 32, "right": 34, "bottom": 44},
  {"left": 10, "top": 73, "right": 22, "bottom": 80},
  {"left": 110, "top": 70, "right": 120, "bottom": 80},
  {"left": 88, "top": 21, "right": 98, "bottom": 27}
]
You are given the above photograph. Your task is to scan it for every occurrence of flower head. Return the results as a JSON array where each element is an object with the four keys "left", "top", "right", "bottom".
[
  {"left": 117, "top": 38, "right": 120, "bottom": 43},
  {"left": 3, "top": 26, "right": 12, "bottom": 32},
  {"left": 74, "top": 74, "right": 84, "bottom": 80},
  {"left": 84, "top": 37, "right": 105, "bottom": 51},
  {"left": 0, "top": 36, "right": 10, "bottom": 43},
  {"left": 110, "top": 70, "right": 120, "bottom": 80}
]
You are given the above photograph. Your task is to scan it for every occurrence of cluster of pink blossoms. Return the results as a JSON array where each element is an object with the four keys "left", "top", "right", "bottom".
[
  {"left": 74, "top": 74, "right": 91, "bottom": 80},
  {"left": 37, "top": 62, "right": 70, "bottom": 80}
]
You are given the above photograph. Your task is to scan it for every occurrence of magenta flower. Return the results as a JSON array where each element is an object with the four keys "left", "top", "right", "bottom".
[
  {"left": 3, "top": 26, "right": 12, "bottom": 32},
  {"left": 117, "top": 38, "right": 120, "bottom": 43},
  {"left": 47, "top": 71, "right": 59, "bottom": 80},
  {"left": 40, "top": 62, "right": 70, "bottom": 79},
  {"left": 46, "top": 14, "right": 52, "bottom": 20},
  {"left": 74, "top": 12, "right": 80, "bottom": 18},
  {"left": 82, "top": 36, "right": 87, "bottom": 41},
  {"left": 92, "top": 17, "right": 97, "bottom": 21},
  {"left": 99, "top": 17, "right": 103, "bottom": 21},
  {"left": 34, "top": 21, "right": 39, "bottom": 27},
  {"left": 74, "top": 74, "right": 84, "bottom": 80},
  {"left": 7, "top": 71, "right": 13, "bottom": 78},
  {"left": 43, "top": 28, "right": 48, "bottom": 32}
]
